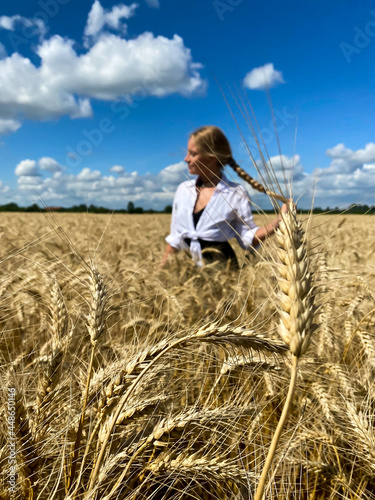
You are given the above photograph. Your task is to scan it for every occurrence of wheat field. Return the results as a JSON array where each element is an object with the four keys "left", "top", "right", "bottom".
[{"left": 0, "top": 211, "right": 374, "bottom": 499}]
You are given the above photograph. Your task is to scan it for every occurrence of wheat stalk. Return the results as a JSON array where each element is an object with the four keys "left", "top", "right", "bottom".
[
  {"left": 1, "top": 211, "right": 374, "bottom": 499},
  {"left": 13, "top": 393, "right": 40, "bottom": 498},
  {"left": 96, "top": 405, "right": 255, "bottom": 498},
  {"left": 87, "top": 325, "right": 288, "bottom": 491},
  {"left": 67, "top": 265, "right": 108, "bottom": 494},
  {"left": 254, "top": 201, "right": 317, "bottom": 500},
  {"left": 35, "top": 280, "right": 72, "bottom": 439}
]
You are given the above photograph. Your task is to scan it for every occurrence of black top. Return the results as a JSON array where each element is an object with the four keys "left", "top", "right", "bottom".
[
  {"left": 186, "top": 206, "right": 238, "bottom": 268},
  {"left": 193, "top": 208, "right": 205, "bottom": 228}
]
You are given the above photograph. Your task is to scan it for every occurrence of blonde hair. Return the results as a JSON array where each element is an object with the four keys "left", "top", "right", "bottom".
[
  {"left": 190, "top": 126, "right": 232, "bottom": 167},
  {"left": 190, "top": 126, "right": 266, "bottom": 194}
]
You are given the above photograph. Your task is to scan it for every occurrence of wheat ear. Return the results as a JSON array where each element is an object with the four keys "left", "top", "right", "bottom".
[
  {"left": 13, "top": 393, "right": 40, "bottom": 498},
  {"left": 67, "top": 266, "right": 108, "bottom": 494},
  {"left": 88, "top": 326, "right": 286, "bottom": 491},
  {"left": 97, "top": 405, "right": 254, "bottom": 499},
  {"left": 35, "top": 280, "right": 71, "bottom": 437},
  {"left": 254, "top": 201, "right": 317, "bottom": 500}
]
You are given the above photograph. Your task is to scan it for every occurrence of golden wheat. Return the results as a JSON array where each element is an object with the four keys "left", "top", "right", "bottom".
[{"left": 0, "top": 213, "right": 374, "bottom": 499}]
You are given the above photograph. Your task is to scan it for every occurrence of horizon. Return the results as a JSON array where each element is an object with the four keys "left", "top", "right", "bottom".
[
  {"left": 0, "top": 0, "right": 374, "bottom": 210},
  {"left": 1, "top": 200, "right": 374, "bottom": 215}
]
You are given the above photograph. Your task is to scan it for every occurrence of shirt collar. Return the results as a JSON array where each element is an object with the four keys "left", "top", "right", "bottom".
[
  {"left": 215, "top": 173, "right": 232, "bottom": 192},
  {"left": 195, "top": 172, "right": 232, "bottom": 192}
]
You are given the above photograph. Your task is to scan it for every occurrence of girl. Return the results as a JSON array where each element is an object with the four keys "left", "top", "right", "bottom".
[{"left": 161, "top": 126, "right": 287, "bottom": 268}]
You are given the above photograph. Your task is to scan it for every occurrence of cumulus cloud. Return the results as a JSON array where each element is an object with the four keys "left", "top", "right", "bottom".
[
  {"left": 0, "top": 46, "right": 93, "bottom": 121},
  {"left": 18, "top": 175, "right": 43, "bottom": 187},
  {"left": 5, "top": 144, "right": 375, "bottom": 210},
  {"left": 110, "top": 165, "right": 125, "bottom": 174},
  {"left": 38, "top": 157, "right": 62, "bottom": 173},
  {"left": 257, "top": 154, "right": 305, "bottom": 184},
  {"left": 0, "top": 180, "right": 10, "bottom": 194},
  {"left": 263, "top": 144, "right": 375, "bottom": 207},
  {"left": 241, "top": 142, "right": 375, "bottom": 209},
  {"left": 159, "top": 161, "right": 186, "bottom": 184},
  {"left": 15, "top": 159, "right": 40, "bottom": 177},
  {"left": 0, "top": 14, "right": 47, "bottom": 40},
  {"left": 0, "top": 118, "right": 21, "bottom": 135},
  {"left": 243, "top": 63, "right": 285, "bottom": 90},
  {"left": 0, "top": 10, "right": 205, "bottom": 132},
  {"left": 84, "top": 1, "right": 138, "bottom": 45},
  {"left": 324, "top": 143, "right": 375, "bottom": 174},
  {"left": 10, "top": 158, "right": 188, "bottom": 209},
  {"left": 310, "top": 142, "right": 375, "bottom": 206},
  {"left": 77, "top": 168, "right": 102, "bottom": 181}
]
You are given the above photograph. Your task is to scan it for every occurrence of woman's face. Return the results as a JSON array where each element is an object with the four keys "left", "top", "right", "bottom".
[{"left": 184, "top": 137, "right": 219, "bottom": 177}]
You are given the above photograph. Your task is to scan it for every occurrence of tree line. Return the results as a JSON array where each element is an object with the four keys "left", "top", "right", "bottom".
[
  {"left": 0, "top": 202, "right": 173, "bottom": 214},
  {"left": 0, "top": 202, "right": 374, "bottom": 214}
]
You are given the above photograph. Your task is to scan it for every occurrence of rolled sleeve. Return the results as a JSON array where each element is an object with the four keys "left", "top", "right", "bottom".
[
  {"left": 165, "top": 185, "right": 185, "bottom": 250},
  {"left": 232, "top": 187, "right": 259, "bottom": 249},
  {"left": 165, "top": 233, "right": 182, "bottom": 250}
]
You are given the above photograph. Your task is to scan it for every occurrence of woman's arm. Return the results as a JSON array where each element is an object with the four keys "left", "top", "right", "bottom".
[
  {"left": 252, "top": 203, "right": 288, "bottom": 246},
  {"left": 160, "top": 184, "right": 183, "bottom": 268},
  {"left": 232, "top": 186, "right": 289, "bottom": 250},
  {"left": 160, "top": 243, "right": 178, "bottom": 268}
]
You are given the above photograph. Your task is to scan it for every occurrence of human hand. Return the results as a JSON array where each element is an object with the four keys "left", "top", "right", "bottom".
[
  {"left": 281, "top": 199, "right": 297, "bottom": 214},
  {"left": 277, "top": 200, "right": 297, "bottom": 225},
  {"left": 280, "top": 203, "right": 288, "bottom": 215}
]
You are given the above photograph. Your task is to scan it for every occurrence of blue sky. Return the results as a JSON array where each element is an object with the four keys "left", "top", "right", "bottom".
[{"left": 0, "top": 0, "right": 374, "bottom": 209}]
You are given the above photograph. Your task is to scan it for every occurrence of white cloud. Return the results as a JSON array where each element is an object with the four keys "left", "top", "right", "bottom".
[
  {"left": 0, "top": 118, "right": 21, "bottom": 135},
  {"left": 0, "top": 15, "right": 47, "bottom": 40},
  {"left": 309, "top": 142, "right": 375, "bottom": 206},
  {"left": 77, "top": 168, "right": 102, "bottom": 181},
  {"left": 18, "top": 175, "right": 43, "bottom": 187},
  {"left": 6, "top": 144, "right": 375, "bottom": 209},
  {"left": 15, "top": 159, "right": 39, "bottom": 177},
  {"left": 0, "top": 16, "right": 15, "bottom": 30},
  {"left": 0, "top": 180, "right": 10, "bottom": 194},
  {"left": 0, "top": 48, "right": 93, "bottom": 121},
  {"left": 159, "top": 161, "right": 186, "bottom": 184},
  {"left": 10, "top": 158, "right": 189, "bottom": 209},
  {"left": 240, "top": 142, "right": 375, "bottom": 209},
  {"left": 243, "top": 63, "right": 285, "bottom": 90},
  {"left": 324, "top": 143, "right": 375, "bottom": 174},
  {"left": 38, "top": 157, "right": 62, "bottom": 173},
  {"left": 84, "top": 1, "right": 138, "bottom": 45},
  {"left": 0, "top": 16, "right": 204, "bottom": 132},
  {"left": 257, "top": 154, "right": 305, "bottom": 186},
  {"left": 110, "top": 165, "right": 125, "bottom": 174}
]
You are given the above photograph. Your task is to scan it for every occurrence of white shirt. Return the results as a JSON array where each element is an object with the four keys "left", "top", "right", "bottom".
[{"left": 166, "top": 174, "right": 260, "bottom": 266}]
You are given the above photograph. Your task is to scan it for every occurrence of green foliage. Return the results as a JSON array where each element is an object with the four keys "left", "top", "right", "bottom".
[{"left": 0, "top": 202, "right": 374, "bottom": 214}]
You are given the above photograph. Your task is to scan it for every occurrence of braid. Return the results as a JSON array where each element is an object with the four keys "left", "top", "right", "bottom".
[
  {"left": 227, "top": 158, "right": 266, "bottom": 194},
  {"left": 189, "top": 125, "right": 287, "bottom": 203}
]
